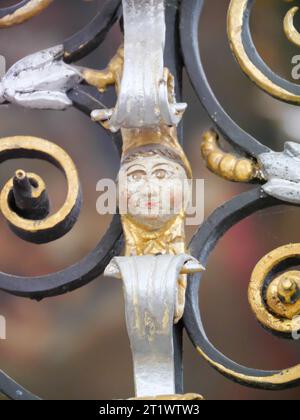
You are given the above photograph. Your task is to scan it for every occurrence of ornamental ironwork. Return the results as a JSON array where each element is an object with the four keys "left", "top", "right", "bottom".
[{"left": 0, "top": 0, "right": 299, "bottom": 401}]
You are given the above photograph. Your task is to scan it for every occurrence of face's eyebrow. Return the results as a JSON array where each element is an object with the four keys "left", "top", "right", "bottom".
[
  {"left": 152, "top": 162, "right": 170, "bottom": 169},
  {"left": 125, "top": 164, "right": 146, "bottom": 173}
]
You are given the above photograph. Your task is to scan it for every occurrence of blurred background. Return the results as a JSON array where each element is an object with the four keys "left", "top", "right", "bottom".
[{"left": 0, "top": 0, "right": 300, "bottom": 401}]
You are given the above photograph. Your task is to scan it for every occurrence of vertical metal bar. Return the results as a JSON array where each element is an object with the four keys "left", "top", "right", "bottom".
[
  {"left": 105, "top": 255, "right": 197, "bottom": 397},
  {"left": 164, "top": 0, "right": 184, "bottom": 144},
  {"left": 164, "top": 0, "right": 184, "bottom": 394}
]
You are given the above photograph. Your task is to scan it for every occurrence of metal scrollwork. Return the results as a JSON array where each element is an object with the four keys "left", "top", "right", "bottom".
[
  {"left": 1, "top": 0, "right": 300, "bottom": 400},
  {"left": 0, "top": 136, "right": 81, "bottom": 244},
  {"left": 0, "top": 2, "right": 124, "bottom": 299},
  {"left": 249, "top": 244, "right": 300, "bottom": 336},
  {"left": 284, "top": 4, "right": 300, "bottom": 47},
  {"left": 0, "top": 0, "right": 123, "bottom": 399},
  {"left": 181, "top": 0, "right": 300, "bottom": 391},
  {"left": 228, "top": 0, "right": 300, "bottom": 104},
  {"left": 185, "top": 188, "right": 300, "bottom": 390}
]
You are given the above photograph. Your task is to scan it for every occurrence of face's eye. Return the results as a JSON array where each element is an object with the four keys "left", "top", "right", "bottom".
[
  {"left": 153, "top": 168, "right": 171, "bottom": 180},
  {"left": 127, "top": 170, "right": 146, "bottom": 182}
]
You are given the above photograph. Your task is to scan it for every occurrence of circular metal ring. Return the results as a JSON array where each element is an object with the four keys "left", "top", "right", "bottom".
[
  {"left": 0, "top": 370, "right": 40, "bottom": 400},
  {"left": 180, "top": 0, "right": 270, "bottom": 158},
  {"left": 284, "top": 6, "right": 300, "bottom": 48},
  {"left": 227, "top": 0, "right": 300, "bottom": 104},
  {"left": 63, "top": 0, "right": 122, "bottom": 63},
  {"left": 249, "top": 244, "right": 300, "bottom": 335},
  {"left": 0, "top": 214, "right": 123, "bottom": 300},
  {"left": 0, "top": 8, "right": 124, "bottom": 298},
  {"left": 184, "top": 187, "right": 300, "bottom": 390},
  {"left": 0, "top": 136, "right": 81, "bottom": 244}
]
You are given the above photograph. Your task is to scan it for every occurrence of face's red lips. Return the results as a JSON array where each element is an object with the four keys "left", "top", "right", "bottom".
[{"left": 146, "top": 201, "right": 159, "bottom": 208}]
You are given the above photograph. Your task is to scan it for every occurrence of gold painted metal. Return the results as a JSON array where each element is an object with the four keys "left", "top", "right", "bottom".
[
  {"left": 78, "top": 0, "right": 300, "bottom": 394},
  {"left": 197, "top": 346, "right": 300, "bottom": 388},
  {"left": 121, "top": 212, "right": 186, "bottom": 258},
  {"left": 121, "top": 126, "right": 193, "bottom": 179},
  {"left": 0, "top": 0, "right": 53, "bottom": 28},
  {"left": 227, "top": 0, "right": 300, "bottom": 103},
  {"left": 119, "top": 122, "right": 193, "bottom": 324},
  {"left": 130, "top": 393, "right": 204, "bottom": 401},
  {"left": 201, "top": 130, "right": 262, "bottom": 183},
  {"left": 83, "top": 46, "right": 176, "bottom": 103},
  {"left": 196, "top": 240, "right": 300, "bottom": 387},
  {"left": 105, "top": 49, "right": 193, "bottom": 274},
  {"left": 82, "top": 46, "right": 124, "bottom": 94},
  {"left": 121, "top": 212, "right": 188, "bottom": 324},
  {"left": 266, "top": 271, "right": 300, "bottom": 320},
  {"left": 83, "top": 46, "right": 124, "bottom": 131},
  {"left": 248, "top": 244, "right": 300, "bottom": 334},
  {"left": 277, "top": 274, "right": 299, "bottom": 304},
  {"left": 284, "top": 6, "right": 300, "bottom": 47},
  {"left": 83, "top": 46, "right": 193, "bottom": 175},
  {"left": 0, "top": 136, "right": 80, "bottom": 237},
  {"left": 87, "top": 47, "right": 198, "bottom": 323}
]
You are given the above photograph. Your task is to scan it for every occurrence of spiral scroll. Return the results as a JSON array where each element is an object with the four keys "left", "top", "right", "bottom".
[
  {"left": 0, "top": 136, "right": 81, "bottom": 244},
  {"left": 0, "top": 3, "right": 124, "bottom": 300},
  {"left": 181, "top": 0, "right": 300, "bottom": 391},
  {"left": 249, "top": 244, "right": 300, "bottom": 336},
  {"left": 228, "top": 0, "right": 300, "bottom": 104},
  {"left": 284, "top": 5, "right": 300, "bottom": 48},
  {"left": 185, "top": 188, "right": 300, "bottom": 390},
  {"left": 0, "top": 0, "right": 126, "bottom": 401},
  {"left": 1, "top": 0, "right": 300, "bottom": 400}
]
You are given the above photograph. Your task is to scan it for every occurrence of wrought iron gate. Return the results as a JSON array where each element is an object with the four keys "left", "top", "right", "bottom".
[{"left": 0, "top": 0, "right": 299, "bottom": 400}]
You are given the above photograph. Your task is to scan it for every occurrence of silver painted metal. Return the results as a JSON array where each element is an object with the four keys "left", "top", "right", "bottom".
[
  {"left": 106, "top": 0, "right": 187, "bottom": 132},
  {"left": 105, "top": 254, "right": 201, "bottom": 398},
  {"left": 259, "top": 142, "right": 300, "bottom": 204},
  {"left": 0, "top": 45, "right": 82, "bottom": 109}
]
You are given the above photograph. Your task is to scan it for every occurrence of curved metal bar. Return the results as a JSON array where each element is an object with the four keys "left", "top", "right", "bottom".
[
  {"left": 0, "top": 0, "right": 52, "bottom": 27},
  {"left": 243, "top": 0, "right": 300, "bottom": 97},
  {"left": 0, "top": 83, "right": 123, "bottom": 388},
  {"left": 284, "top": 6, "right": 300, "bottom": 48},
  {"left": 0, "top": 136, "right": 82, "bottom": 244},
  {"left": 0, "top": 0, "right": 32, "bottom": 18},
  {"left": 0, "top": 215, "right": 123, "bottom": 300},
  {"left": 67, "top": 85, "right": 109, "bottom": 117},
  {"left": 184, "top": 187, "right": 300, "bottom": 390},
  {"left": 63, "top": 0, "right": 122, "bottom": 64},
  {"left": 180, "top": 0, "right": 270, "bottom": 158},
  {"left": 228, "top": 0, "right": 300, "bottom": 104},
  {"left": 0, "top": 0, "right": 125, "bottom": 295},
  {"left": 67, "top": 84, "right": 122, "bottom": 156},
  {"left": 0, "top": 371, "right": 40, "bottom": 400}
]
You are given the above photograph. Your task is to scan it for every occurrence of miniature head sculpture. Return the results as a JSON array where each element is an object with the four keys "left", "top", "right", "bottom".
[
  {"left": 119, "top": 145, "right": 190, "bottom": 228},
  {"left": 117, "top": 125, "right": 192, "bottom": 323},
  {"left": 84, "top": 47, "right": 194, "bottom": 322},
  {"left": 117, "top": 125, "right": 192, "bottom": 253}
]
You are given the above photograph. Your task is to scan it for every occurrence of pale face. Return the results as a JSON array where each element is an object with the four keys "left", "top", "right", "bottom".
[{"left": 118, "top": 154, "right": 191, "bottom": 229}]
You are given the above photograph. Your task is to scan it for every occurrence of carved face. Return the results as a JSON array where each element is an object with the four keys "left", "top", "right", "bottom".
[{"left": 118, "top": 154, "right": 190, "bottom": 229}]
